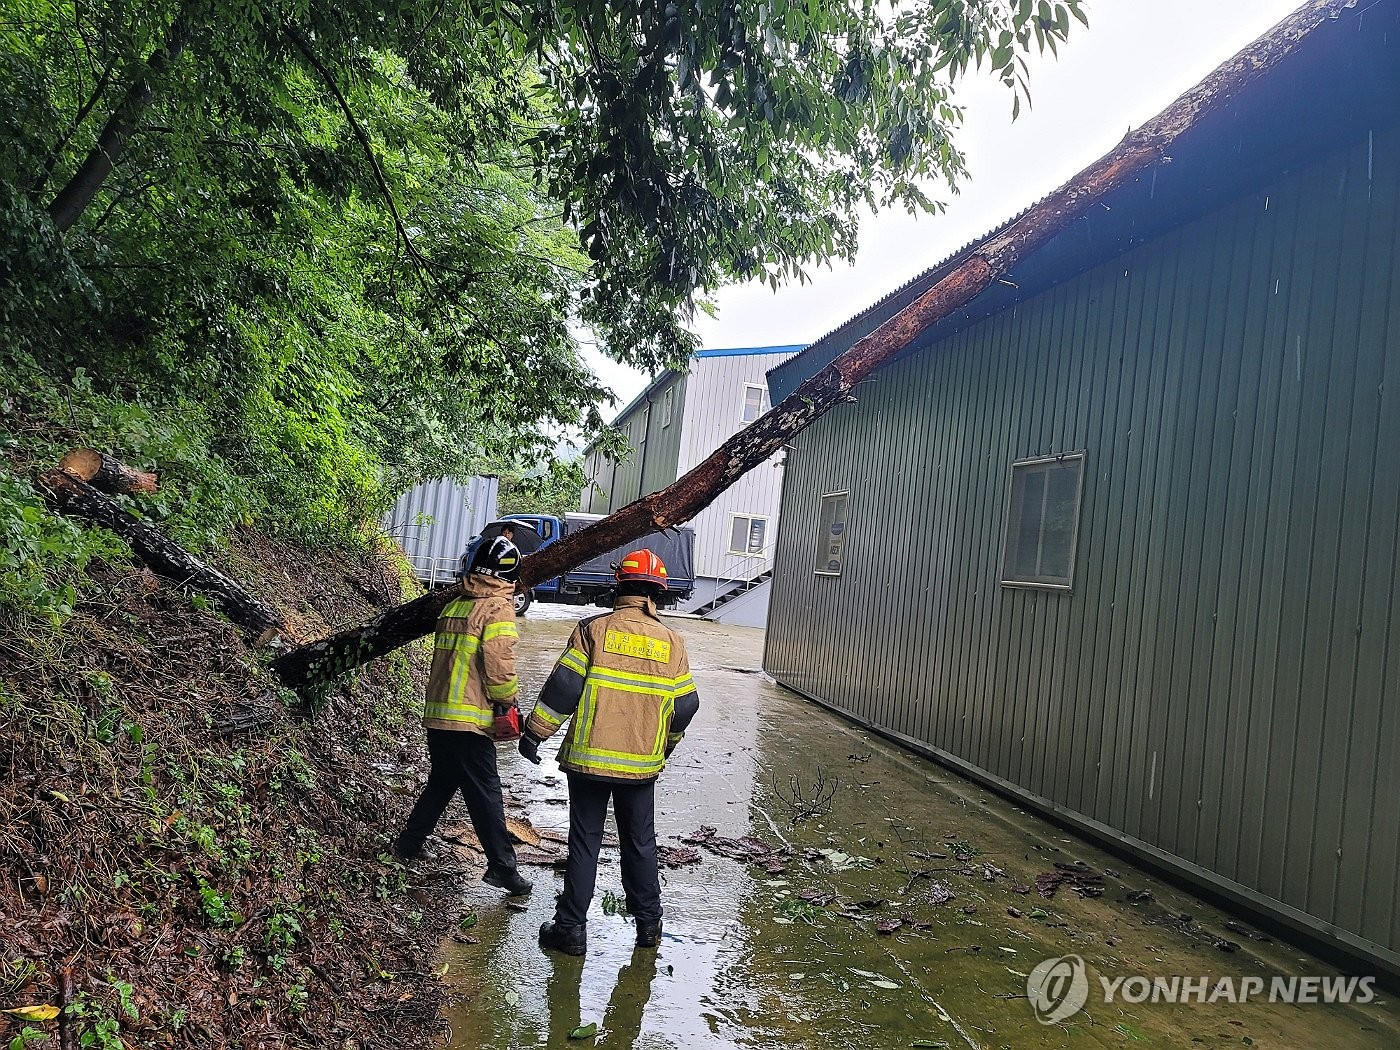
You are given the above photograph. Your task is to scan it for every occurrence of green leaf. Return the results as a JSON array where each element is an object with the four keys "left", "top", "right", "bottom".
[{"left": 569, "top": 1023, "right": 598, "bottom": 1039}]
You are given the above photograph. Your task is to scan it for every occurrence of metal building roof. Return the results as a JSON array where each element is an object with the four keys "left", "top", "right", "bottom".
[{"left": 768, "top": 0, "right": 1400, "bottom": 402}]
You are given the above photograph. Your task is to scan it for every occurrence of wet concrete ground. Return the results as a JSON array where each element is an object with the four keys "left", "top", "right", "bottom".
[{"left": 435, "top": 607, "right": 1400, "bottom": 1049}]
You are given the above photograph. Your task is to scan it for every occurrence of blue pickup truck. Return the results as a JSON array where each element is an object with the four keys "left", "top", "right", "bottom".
[{"left": 462, "top": 512, "right": 696, "bottom": 615}]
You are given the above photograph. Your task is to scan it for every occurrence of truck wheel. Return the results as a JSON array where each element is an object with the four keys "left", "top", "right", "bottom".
[{"left": 514, "top": 589, "right": 533, "bottom": 617}]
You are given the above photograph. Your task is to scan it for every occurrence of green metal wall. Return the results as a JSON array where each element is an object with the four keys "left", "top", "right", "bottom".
[
  {"left": 586, "top": 373, "right": 686, "bottom": 513},
  {"left": 765, "top": 124, "right": 1400, "bottom": 971}
]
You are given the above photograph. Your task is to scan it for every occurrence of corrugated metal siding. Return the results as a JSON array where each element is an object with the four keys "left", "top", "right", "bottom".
[
  {"left": 383, "top": 476, "right": 499, "bottom": 585},
  {"left": 589, "top": 352, "right": 798, "bottom": 584},
  {"left": 765, "top": 124, "right": 1400, "bottom": 969},
  {"left": 677, "top": 353, "right": 797, "bottom": 579},
  {"left": 584, "top": 374, "right": 687, "bottom": 512}
]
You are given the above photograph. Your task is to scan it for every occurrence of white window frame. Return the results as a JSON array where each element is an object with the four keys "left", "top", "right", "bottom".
[
  {"left": 727, "top": 513, "right": 769, "bottom": 556},
  {"left": 815, "top": 490, "right": 849, "bottom": 577},
  {"left": 661, "top": 386, "right": 674, "bottom": 428},
  {"left": 1000, "top": 451, "right": 1086, "bottom": 592},
  {"left": 740, "top": 383, "right": 768, "bottom": 424}
]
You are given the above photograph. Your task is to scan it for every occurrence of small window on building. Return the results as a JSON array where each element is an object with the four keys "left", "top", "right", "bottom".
[
  {"left": 741, "top": 383, "right": 769, "bottom": 423},
  {"left": 1001, "top": 453, "right": 1085, "bottom": 590},
  {"left": 816, "top": 491, "right": 848, "bottom": 576},
  {"left": 729, "top": 514, "right": 768, "bottom": 556},
  {"left": 661, "top": 387, "right": 674, "bottom": 428}
]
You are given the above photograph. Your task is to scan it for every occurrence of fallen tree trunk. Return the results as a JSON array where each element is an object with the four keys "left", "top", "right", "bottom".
[
  {"left": 269, "top": 0, "right": 1351, "bottom": 691},
  {"left": 39, "top": 468, "right": 290, "bottom": 642},
  {"left": 58, "top": 448, "right": 159, "bottom": 495}
]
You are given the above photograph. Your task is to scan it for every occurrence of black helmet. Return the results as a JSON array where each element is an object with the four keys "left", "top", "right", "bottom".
[{"left": 471, "top": 535, "right": 521, "bottom": 581}]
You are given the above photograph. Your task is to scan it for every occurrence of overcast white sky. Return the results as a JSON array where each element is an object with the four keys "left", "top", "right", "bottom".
[{"left": 582, "top": 0, "right": 1305, "bottom": 410}]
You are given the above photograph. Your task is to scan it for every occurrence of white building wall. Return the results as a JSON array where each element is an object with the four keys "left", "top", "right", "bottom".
[{"left": 676, "top": 351, "right": 799, "bottom": 581}]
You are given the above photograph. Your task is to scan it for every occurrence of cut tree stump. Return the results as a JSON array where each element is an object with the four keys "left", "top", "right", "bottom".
[
  {"left": 268, "top": 0, "right": 1352, "bottom": 692},
  {"left": 58, "top": 447, "right": 158, "bottom": 495},
  {"left": 39, "top": 468, "right": 291, "bottom": 643}
]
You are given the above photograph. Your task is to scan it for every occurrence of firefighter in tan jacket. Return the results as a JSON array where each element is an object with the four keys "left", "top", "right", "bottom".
[
  {"left": 393, "top": 536, "right": 532, "bottom": 896},
  {"left": 520, "top": 549, "right": 700, "bottom": 955}
]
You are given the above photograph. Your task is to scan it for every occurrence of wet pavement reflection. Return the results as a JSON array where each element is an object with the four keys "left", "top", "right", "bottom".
[{"left": 437, "top": 606, "right": 1400, "bottom": 1049}]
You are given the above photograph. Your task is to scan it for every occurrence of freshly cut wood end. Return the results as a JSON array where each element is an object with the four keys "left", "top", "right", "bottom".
[{"left": 58, "top": 447, "right": 159, "bottom": 495}]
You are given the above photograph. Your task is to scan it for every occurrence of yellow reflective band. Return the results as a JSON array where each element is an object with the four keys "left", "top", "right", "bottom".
[
  {"left": 529, "top": 703, "right": 565, "bottom": 729},
  {"left": 486, "top": 678, "right": 518, "bottom": 700},
  {"left": 483, "top": 620, "right": 519, "bottom": 642},
  {"left": 423, "top": 702, "right": 493, "bottom": 726},
  {"left": 584, "top": 677, "right": 670, "bottom": 699},
  {"left": 442, "top": 598, "right": 476, "bottom": 619},
  {"left": 567, "top": 746, "right": 666, "bottom": 775},
  {"left": 603, "top": 630, "right": 671, "bottom": 662},
  {"left": 587, "top": 665, "right": 674, "bottom": 690},
  {"left": 671, "top": 674, "right": 696, "bottom": 694},
  {"left": 576, "top": 684, "right": 600, "bottom": 743},
  {"left": 559, "top": 648, "right": 588, "bottom": 675},
  {"left": 650, "top": 695, "right": 675, "bottom": 759},
  {"left": 447, "top": 640, "right": 473, "bottom": 704},
  {"left": 435, "top": 633, "right": 481, "bottom": 654}
]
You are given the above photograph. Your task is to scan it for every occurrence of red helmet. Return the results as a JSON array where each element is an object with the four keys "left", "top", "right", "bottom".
[{"left": 616, "top": 549, "right": 668, "bottom": 588}]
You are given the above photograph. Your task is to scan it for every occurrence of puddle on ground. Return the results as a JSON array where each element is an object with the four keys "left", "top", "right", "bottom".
[{"left": 435, "top": 610, "right": 1400, "bottom": 1049}]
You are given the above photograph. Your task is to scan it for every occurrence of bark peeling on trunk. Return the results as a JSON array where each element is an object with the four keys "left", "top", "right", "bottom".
[
  {"left": 269, "top": 0, "right": 1354, "bottom": 692},
  {"left": 40, "top": 468, "right": 289, "bottom": 642}
]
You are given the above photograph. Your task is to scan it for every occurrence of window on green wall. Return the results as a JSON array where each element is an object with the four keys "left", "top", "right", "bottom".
[
  {"left": 1001, "top": 453, "right": 1085, "bottom": 590},
  {"left": 661, "top": 387, "right": 674, "bottom": 428},
  {"left": 816, "top": 491, "right": 849, "bottom": 576}
]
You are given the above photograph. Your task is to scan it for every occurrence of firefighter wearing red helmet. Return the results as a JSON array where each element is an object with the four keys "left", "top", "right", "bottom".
[{"left": 520, "top": 548, "right": 701, "bottom": 956}]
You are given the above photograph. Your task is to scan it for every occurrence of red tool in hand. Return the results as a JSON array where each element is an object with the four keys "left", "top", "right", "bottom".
[{"left": 492, "top": 704, "right": 522, "bottom": 742}]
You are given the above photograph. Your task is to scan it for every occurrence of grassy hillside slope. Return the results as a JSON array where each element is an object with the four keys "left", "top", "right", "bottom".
[{"left": 0, "top": 526, "right": 461, "bottom": 1048}]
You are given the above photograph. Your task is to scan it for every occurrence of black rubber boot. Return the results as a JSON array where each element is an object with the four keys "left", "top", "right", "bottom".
[
  {"left": 539, "top": 920, "right": 587, "bottom": 956},
  {"left": 635, "top": 920, "right": 662, "bottom": 948},
  {"left": 483, "top": 867, "right": 533, "bottom": 896}
]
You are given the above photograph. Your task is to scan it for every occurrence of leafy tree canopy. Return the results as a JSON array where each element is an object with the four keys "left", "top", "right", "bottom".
[{"left": 0, "top": 0, "right": 1083, "bottom": 570}]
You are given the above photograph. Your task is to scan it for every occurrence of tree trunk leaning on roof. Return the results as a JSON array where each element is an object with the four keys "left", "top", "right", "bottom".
[{"left": 267, "top": 0, "right": 1350, "bottom": 693}]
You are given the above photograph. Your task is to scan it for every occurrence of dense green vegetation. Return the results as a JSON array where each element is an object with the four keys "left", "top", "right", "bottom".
[{"left": 0, "top": 0, "right": 1084, "bottom": 626}]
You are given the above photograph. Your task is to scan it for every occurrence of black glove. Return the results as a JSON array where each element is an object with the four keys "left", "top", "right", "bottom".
[{"left": 518, "top": 732, "right": 542, "bottom": 765}]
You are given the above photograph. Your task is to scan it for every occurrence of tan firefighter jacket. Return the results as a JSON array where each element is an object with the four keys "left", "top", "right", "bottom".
[
  {"left": 422, "top": 574, "right": 519, "bottom": 735},
  {"left": 526, "top": 595, "right": 700, "bottom": 780}
]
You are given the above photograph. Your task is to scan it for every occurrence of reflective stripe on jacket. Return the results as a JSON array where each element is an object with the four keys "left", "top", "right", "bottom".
[
  {"left": 526, "top": 595, "right": 700, "bottom": 780},
  {"left": 422, "top": 575, "right": 519, "bottom": 734}
]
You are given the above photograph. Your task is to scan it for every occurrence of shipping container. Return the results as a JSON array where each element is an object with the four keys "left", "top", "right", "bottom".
[{"left": 382, "top": 476, "right": 499, "bottom": 587}]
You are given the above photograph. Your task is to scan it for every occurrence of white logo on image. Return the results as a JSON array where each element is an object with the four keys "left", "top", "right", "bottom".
[{"left": 1027, "top": 955, "right": 1090, "bottom": 1024}]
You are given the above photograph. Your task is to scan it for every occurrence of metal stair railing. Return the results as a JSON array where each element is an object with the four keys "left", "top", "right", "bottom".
[{"left": 693, "top": 541, "right": 778, "bottom": 616}]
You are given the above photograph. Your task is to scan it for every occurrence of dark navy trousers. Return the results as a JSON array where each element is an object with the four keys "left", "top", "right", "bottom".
[
  {"left": 555, "top": 773, "right": 661, "bottom": 927},
  {"left": 397, "top": 729, "right": 518, "bottom": 874}
]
